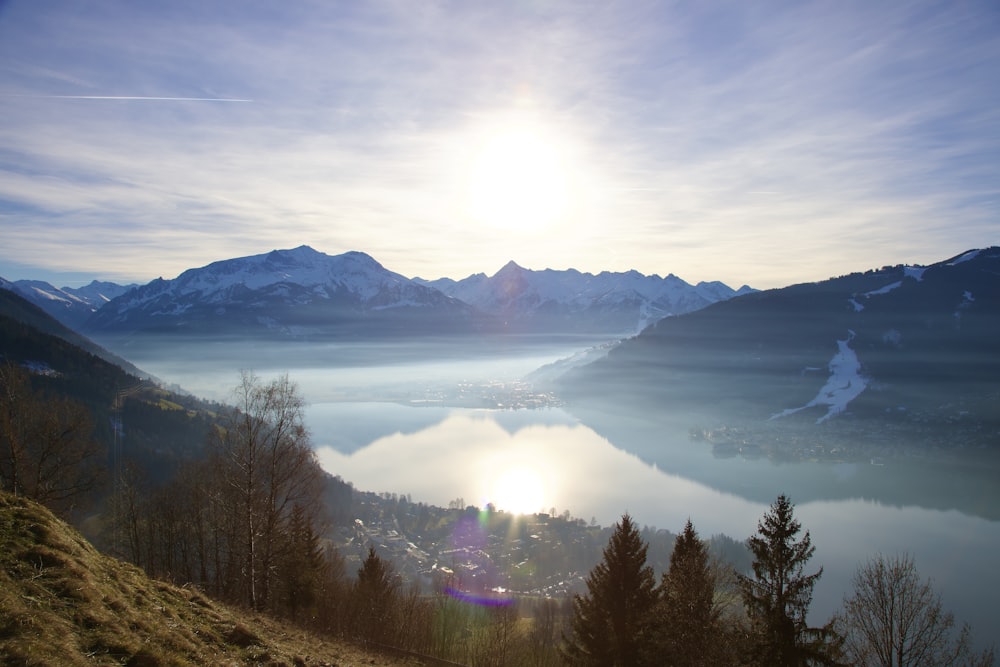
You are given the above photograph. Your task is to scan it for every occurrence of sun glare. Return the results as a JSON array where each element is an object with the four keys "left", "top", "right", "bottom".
[
  {"left": 489, "top": 466, "right": 546, "bottom": 516},
  {"left": 464, "top": 124, "right": 570, "bottom": 234}
]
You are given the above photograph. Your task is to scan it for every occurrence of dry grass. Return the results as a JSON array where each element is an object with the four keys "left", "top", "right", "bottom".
[{"left": 0, "top": 492, "right": 423, "bottom": 666}]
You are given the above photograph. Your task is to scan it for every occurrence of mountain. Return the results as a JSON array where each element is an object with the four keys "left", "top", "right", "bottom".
[
  {"left": 2, "top": 278, "right": 135, "bottom": 330},
  {"left": 78, "top": 246, "right": 750, "bottom": 341},
  {"left": 0, "top": 287, "right": 151, "bottom": 381},
  {"left": 0, "top": 288, "right": 227, "bottom": 487},
  {"left": 82, "top": 246, "right": 481, "bottom": 339},
  {"left": 417, "top": 260, "right": 753, "bottom": 334},
  {"left": 558, "top": 248, "right": 1000, "bottom": 450}
]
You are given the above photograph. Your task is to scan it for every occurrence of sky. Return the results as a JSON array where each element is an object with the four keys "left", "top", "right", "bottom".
[{"left": 1, "top": 0, "right": 998, "bottom": 290}]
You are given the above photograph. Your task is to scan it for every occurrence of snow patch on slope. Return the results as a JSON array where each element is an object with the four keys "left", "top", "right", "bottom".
[
  {"left": 865, "top": 281, "right": 902, "bottom": 297},
  {"left": 770, "top": 330, "right": 868, "bottom": 424},
  {"left": 854, "top": 265, "right": 925, "bottom": 307},
  {"left": 948, "top": 250, "right": 980, "bottom": 265}
]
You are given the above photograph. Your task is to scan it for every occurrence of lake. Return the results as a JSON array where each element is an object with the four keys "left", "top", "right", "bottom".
[{"left": 119, "top": 336, "right": 1000, "bottom": 646}]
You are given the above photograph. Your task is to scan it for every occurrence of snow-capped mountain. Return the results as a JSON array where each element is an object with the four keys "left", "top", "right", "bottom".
[
  {"left": 417, "top": 260, "right": 753, "bottom": 334},
  {"left": 82, "top": 246, "right": 480, "bottom": 338},
  {"left": 2, "top": 279, "right": 135, "bottom": 330},
  {"left": 7, "top": 246, "right": 752, "bottom": 340},
  {"left": 559, "top": 247, "right": 1000, "bottom": 445}
]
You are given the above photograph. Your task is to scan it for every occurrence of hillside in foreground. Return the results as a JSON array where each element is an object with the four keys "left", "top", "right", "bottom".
[{"left": 0, "top": 492, "right": 417, "bottom": 667}]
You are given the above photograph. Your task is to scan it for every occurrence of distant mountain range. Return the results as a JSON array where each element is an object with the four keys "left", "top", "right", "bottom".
[
  {"left": 558, "top": 247, "right": 1000, "bottom": 449},
  {"left": 0, "top": 277, "right": 136, "bottom": 330},
  {"left": 416, "top": 260, "right": 752, "bottom": 333},
  {"left": 2, "top": 245, "right": 998, "bottom": 450},
  {"left": 1, "top": 246, "right": 751, "bottom": 339}
]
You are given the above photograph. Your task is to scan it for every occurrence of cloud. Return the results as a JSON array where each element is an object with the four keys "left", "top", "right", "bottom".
[
  {"left": 0, "top": 0, "right": 997, "bottom": 288},
  {"left": 6, "top": 95, "right": 251, "bottom": 102}
]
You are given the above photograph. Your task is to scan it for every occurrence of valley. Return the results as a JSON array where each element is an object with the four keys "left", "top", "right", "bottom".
[{"left": 2, "top": 245, "right": 999, "bottom": 657}]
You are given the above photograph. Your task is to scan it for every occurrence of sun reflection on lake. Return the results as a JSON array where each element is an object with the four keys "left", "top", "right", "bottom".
[
  {"left": 308, "top": 402, "right": 1000, "bottom": 643},
  {"left": 310, "top": 406, "right": 761, "bottom": 535}
]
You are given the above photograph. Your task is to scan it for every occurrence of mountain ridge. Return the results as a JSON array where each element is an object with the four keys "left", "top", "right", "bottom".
[
  {"left": 1, "top": 277, "right": 136, "bottom": 330},
  {"left": 80, "top": 246, "right": 481, "bottom": 339},
  {"left": 2, "top": 246, "right": 750, "bottom": 339},
  {"left": 557, "top": 246, "right": 1000, "bottom": 448},
  {"left": 416, "top": 258, "right": 753, "bottom": 333}
]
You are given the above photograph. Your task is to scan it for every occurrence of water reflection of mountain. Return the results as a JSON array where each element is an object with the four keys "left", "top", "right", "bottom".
[
  {"left": 566, "top": 401, "right": 1000, "bottom": 522},
  {"left": 306, "top": 402, "right": 453, "bottom": 454},
  {"left": 307, "top": 402, "right": 580, "bottom": 455}
]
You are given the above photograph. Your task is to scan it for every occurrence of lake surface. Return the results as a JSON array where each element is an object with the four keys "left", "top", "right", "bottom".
[
  {"left": 120, "top": 336, "right": 1000, "bottom": 646},
  {"left": 306, "top": 401, "right": 999, "bottom": 642}
]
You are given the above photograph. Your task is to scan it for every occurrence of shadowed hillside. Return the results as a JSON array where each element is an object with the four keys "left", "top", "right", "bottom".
[
  {"left": 0, "top": 491, "right": 418, "bottom": 666},
  {"left": 559, "top": 249, "right": 1000, "bottom": 451}
]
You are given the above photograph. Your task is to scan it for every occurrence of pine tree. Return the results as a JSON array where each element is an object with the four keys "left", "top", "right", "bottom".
[
  {"left": 736, "top": 495, "right": 844, "bottom": 666},
  {"left": 650, "top": 519, "right": 728, "bottom": 666},
  {"left": 352, "top": 546, "right": 400, "bottom": 645},
  {"left": 279, "top": 503, "right": 325, "bottom": 622},
  {"left": 562, "top": 514, "right": 657, "bottom": 666}
]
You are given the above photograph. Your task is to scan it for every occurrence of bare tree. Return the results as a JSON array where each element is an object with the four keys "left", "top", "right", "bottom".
[
  {"left": 837, "top": 553, "right": 995, "bottom": 667},
  {"left": 0, "top": 362, "right": 104, "bottom": 515},
  {"left": 212, "top": 370, "right": 323, "bottom": 610},
  {"left": 526, "top": 598, "right": 566, "bottom": 666}
]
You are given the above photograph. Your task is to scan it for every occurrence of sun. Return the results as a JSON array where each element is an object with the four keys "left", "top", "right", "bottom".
[
  {"left": 464, "top": 124, "right": 569, "bottom": 234},
  {"left": 489, "top": 465, "right": 546, "bottom": 516}
]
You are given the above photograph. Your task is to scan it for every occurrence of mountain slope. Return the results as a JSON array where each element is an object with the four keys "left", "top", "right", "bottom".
[
  {"left": 83, "top": 246, "right": 481, "bottom": 339},
  {"left": 559, "top": 248, "right": 1000, "bottom": 448},
  {"left": 418, "top": 260, "right": 752, "bottom": 334},
  {"left": 0, "top": 288, "right": 150, "bottom": 380},
  {"left": 0, "top": 491, "right": 412, "bottom": 666},
  {"left": 2, "top": 278, "right": 135, "bottom": 330},
  {"left": 0, "top": 289, "right": 229, "bottom": 488}
]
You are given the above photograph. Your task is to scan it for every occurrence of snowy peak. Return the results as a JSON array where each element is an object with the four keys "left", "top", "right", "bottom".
[
  {"left": 495, "top": 259, "right": 526, "bottom": 276},
  {"left": 1, "top": 278, "right": 137, "bottom": 329},
  {"left": 11, "top": 247, "right": 754, "bottom": 339},
  {"left": 84, "top": 247, "right": 476, "bottom": 338},
  {"left": 168, "top": 246, "right": 396, "bottom": 296},
  {"left": 120, "top": 246, "right": 415, "bottom": 306},
  {"left": 422, "top": 262, "right": 749, "bottom": 334}
]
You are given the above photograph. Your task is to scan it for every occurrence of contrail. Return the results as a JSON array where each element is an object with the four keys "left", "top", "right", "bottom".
[{"left": 5, "top": 94, "right": 252, "bottom": 102}]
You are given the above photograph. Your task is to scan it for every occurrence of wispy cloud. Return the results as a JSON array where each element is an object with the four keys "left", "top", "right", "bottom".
[
  {"left": 0, "top": 0, "right": 997, "bottom": 288},
  {"left": 3, "top": 95, "right": 252, "bottom": 102}
]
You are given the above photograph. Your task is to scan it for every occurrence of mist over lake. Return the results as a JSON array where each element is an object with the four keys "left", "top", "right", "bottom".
[{"left": 115, "top": 335, "right": 1000, "bottom": 646}]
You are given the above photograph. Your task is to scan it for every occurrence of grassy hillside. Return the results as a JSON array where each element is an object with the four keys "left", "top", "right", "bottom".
[{"left": 0, "top": 491, "right": 418, "bottom": 667}]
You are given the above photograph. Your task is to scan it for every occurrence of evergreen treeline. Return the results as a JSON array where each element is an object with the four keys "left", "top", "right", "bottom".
[{"left": 561, "top": 498, "right": 994, "bottom": 667}]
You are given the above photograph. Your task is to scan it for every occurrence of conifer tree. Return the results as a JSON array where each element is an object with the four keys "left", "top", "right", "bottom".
[
  {"left": 279, "top": 503, "right": 325, "bottom": 622},
  {"left": 736, "top": 495, "right": 844, "bottom": 666},
  {"left": 352, "top": 546, "right": 400, "bottom": 645},
  {"left": 562, "top": 514, "right": 657, "bottom": 666},
  {"left": 650, "top": 519, "right": 729, "bottom": 666}
]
